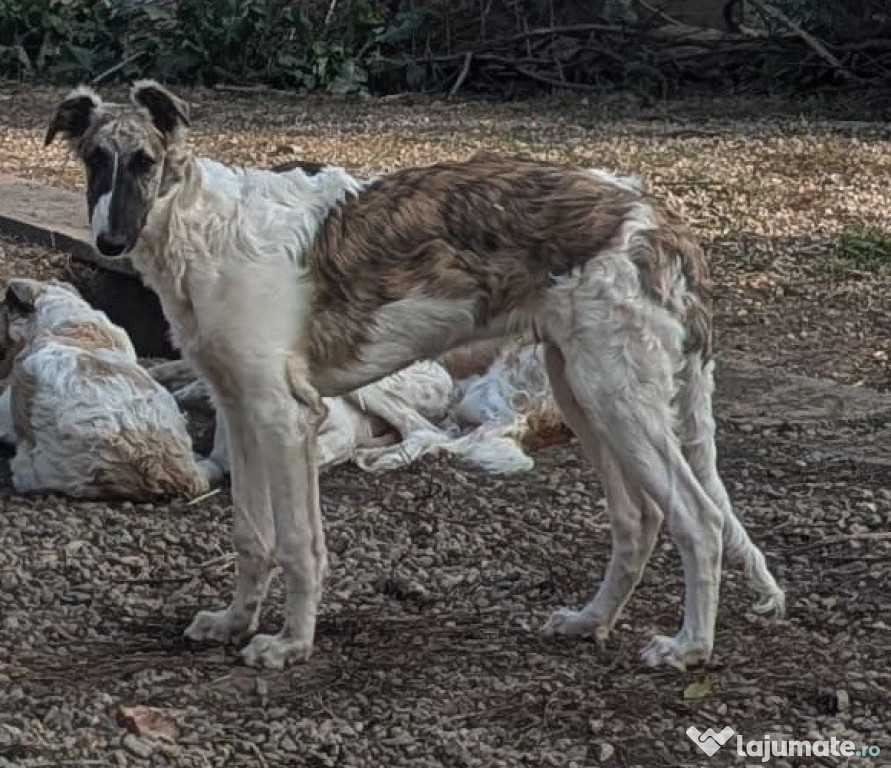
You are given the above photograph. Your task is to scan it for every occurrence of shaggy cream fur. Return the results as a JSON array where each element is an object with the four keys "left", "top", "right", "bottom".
[{"left": 0, "top": 278, "right": 209, "bottom": 500}]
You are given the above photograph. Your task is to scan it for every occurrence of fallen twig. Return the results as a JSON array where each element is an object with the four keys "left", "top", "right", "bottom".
[
  {"left": 323, "top": 0, "right": 338, "bottom": 29},
  {"left": 91, "top": 52, "right": 145, "bottom": 85},
  {"left": 632, "top": 0, "right": 685, "bottom": 28},
  {"left": 449, "top": 51, "right": 474, "bottom": 98},
  {"left": 789, "top": 531, "right": 891, "bottom": 551},
  {"left": 212, "top": 84, "right": 295, "bottom": 97},
  {"left": 187, "top": 487, "right": 222, "bottom": 506},
  {"left": 195, "top": 552, "right": 235, "bottom": 570},
  {"left": 749, "top": 0, "right": 856, "bottom": 81}
]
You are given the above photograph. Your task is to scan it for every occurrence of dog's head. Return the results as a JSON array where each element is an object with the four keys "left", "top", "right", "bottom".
[
  {"left": 45, "top": 80, "right": 191, "bottom": 259},
  {"left": 0, "top": 278, "right": 84, "bottom": 376},
  {"left": 1, "top": 278, "right": 42, "bottom": 378}
]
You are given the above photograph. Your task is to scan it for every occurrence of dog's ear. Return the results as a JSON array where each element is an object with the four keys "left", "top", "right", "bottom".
[
  {"left": 131, "top": 79, "right": 190, "bottom": 141},
  {"left": 45, "top": 86, "right": 101, "bottom": 146},
  {"left": 4, "top": 279, "right": 42, "bottom": 313}
]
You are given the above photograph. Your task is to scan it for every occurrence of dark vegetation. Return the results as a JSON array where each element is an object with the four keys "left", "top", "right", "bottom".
[{"left": 0, "top": 0, "right": 889, "bottom": 98}]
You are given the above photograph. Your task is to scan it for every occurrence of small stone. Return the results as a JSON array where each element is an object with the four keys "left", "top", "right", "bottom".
[
  {"left": 280, "top": 736, "right": 298, "bottom": 753},
  {"left": 597, "top": 742, "right": 615, "bottom": 762},
  {"left": 836, "top": 689, "right": 850, "bottom": 712},
  {"left": 123, "top": 734, "right": 154, "bottom": 759}
]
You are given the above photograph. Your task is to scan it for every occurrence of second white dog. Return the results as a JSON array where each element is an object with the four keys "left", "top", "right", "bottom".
[{"left": 0, "top": 278, "right": 210, "bottom": 500}]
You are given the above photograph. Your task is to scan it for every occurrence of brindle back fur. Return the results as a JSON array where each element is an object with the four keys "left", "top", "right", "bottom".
[{"left": 305, "top": 153, "right": 712, "bottom": 373}]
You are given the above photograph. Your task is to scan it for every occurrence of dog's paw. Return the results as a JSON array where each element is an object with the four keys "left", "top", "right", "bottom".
[
  {"left": 173, "top": 380, "right": 214, "bottom": 411},
  {"left": 196, "top": 457, "right": 226, "bottom": 487},
  {"left": 184, "top": 608, "right": 253, "bottom": 645},
  {"left": 640, "top": 633, "right": 711, "bottom": 671},
  {"left": 240, "top": 633, "right": 313, "bottom": 669},
  {"left": 541, "top": 607, "right": 608, "bottom": 642},
  {"left": 751, "top": 588, "right": 786, "bottom": 619}
]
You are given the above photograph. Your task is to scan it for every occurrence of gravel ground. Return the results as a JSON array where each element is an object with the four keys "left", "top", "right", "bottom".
[{"left": 0, "top": 86, "right": 890, "bottom": 767}]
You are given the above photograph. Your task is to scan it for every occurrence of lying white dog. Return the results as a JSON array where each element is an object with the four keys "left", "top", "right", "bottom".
[
  {"left": 154, "top": 350, "right": 552, "bottom": 480},
  {"left": 0, "top": 278, "right": 210, "bottom": 500},
  {"left": 0, "top": 280, "right": 560, "bottom": 501}
]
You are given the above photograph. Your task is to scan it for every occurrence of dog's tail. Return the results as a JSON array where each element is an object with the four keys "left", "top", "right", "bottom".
[{"left": 285, "top": 356, "right": 328, "bottom": 429}]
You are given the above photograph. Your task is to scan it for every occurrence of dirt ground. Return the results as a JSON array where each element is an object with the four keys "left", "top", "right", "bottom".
[{"left": 0, "top": 85, "right": 889, "bottom": 767}]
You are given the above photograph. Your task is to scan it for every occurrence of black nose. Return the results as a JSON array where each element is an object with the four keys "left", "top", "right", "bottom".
[{"left": 95, "top": 233, "right": 128, "bottom": 257}]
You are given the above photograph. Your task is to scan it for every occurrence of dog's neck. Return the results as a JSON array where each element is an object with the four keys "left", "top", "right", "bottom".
[
  {"left": 126, "top": 150, "right": 363, "bottom": 359},
  {"left": 132, "top": 151, "right": 362, "bottom": 276}
]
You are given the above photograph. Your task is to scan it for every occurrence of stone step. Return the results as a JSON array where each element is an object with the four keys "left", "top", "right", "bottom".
[
  {"left": 0, "top": 172, "right": 172, "bottom": 356},
  {"left": 716, "top": 358, "right": 891, "bottom": 428},
  {"left": 0, "top": 172, "right": 136, "bottom": 276}
]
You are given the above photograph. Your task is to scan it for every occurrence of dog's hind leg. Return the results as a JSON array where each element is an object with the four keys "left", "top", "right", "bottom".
[
  {"left": 541, "top": 343, "right": 663, "bottom": 643},
  {"left": 195, "top": 406, "right": 230, "bottom": 488},
  {"left": 543, "top": 271, "right": 724, "bottom": 671},
  {"left": 677, "top": 355, "right": 784, "bottom": 617},
  {"left": 185, "top": 400, "right": 275, "bottom": 644}
]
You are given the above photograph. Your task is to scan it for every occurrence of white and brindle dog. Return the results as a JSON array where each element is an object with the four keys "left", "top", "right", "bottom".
[
  {"left": 45, "top": 81, "right": 785, "bottom": 670},
  {"left": 0, "top": 277, "right": 209, "bottom": 500}
]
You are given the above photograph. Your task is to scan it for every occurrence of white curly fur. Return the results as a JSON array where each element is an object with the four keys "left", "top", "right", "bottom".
[{"left": 0, "top": 279, "right": 209, "bottom": 500}]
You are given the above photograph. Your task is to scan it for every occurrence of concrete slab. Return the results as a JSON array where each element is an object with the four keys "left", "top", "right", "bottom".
[
  {"left": 0, "top": 172, "right": 135, "bottom": 276},
  {"left": 716, "top": 358, "right": 891, "bottom": 427},
  {"left": 0, "top": 172, "right": 171, "bottom": 355}
]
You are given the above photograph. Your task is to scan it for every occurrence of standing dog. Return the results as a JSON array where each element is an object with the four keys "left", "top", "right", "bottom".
[
  {"left": 0, "top": 278, "right": 209, "bottom": 500},
  {"left": 45, "top": 81, "right": 784, "bottom": 670}
]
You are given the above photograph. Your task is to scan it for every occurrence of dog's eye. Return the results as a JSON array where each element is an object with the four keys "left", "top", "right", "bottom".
[{"left": 130, "top": 150, "right": 156, "bottom": 174}]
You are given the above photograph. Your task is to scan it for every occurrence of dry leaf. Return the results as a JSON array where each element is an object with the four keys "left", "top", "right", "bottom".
[
  {"left": 683, "top": 677, "right": 714, "bottom": 700},
  {"left": 116, "top": 705, "right": 183, "bottom": 743}
]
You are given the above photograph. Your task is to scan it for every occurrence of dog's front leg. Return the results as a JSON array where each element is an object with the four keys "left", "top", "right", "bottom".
[
  {"left": 240, "top": 387, "right": 326, "bottom": 669},
  {"left": 185, "top": 401, "right": 275, "bottom": 644}
]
